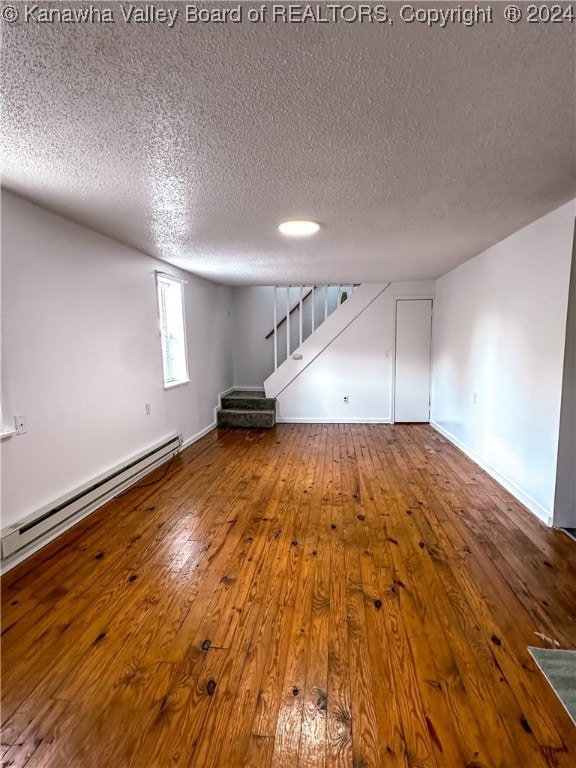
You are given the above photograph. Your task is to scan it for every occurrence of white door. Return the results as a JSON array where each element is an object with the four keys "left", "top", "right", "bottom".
[{"left": 394, "top": 299, "right": 432, "bottom": 423}]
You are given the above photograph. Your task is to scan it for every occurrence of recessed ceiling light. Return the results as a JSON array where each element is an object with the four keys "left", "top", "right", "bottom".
[{"left": 278, "top": 220, "right": 320, "bottom": 237}]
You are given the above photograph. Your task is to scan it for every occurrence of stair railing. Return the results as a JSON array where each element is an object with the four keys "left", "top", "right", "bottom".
[{"left": 267, "top": 285, "right": 358, "bottom": 370}]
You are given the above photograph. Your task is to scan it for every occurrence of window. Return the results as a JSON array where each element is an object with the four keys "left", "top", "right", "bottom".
[{"left": 156, "top": 273, "right": 189, "bottom": 388}]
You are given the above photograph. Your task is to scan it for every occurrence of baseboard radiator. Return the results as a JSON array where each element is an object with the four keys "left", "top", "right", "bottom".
[{"left": 1, "top": 434, "right": 182, "bottom": 561}]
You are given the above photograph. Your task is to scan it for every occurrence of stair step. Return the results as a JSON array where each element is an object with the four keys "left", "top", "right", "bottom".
[
  {"left": 221, "top": 394, "right": 276, "bottom": 411},
  {"left": 217, "top": 408, "right": 276, "bottom": 429}
]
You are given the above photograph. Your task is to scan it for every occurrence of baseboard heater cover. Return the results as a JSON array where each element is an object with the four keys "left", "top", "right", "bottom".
[{"left": 1, "top": 435, "right": 182, "bottom": 560}]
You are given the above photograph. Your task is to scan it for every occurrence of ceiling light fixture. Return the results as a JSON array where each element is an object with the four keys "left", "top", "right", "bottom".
[{"left": 278, "top": 220, "right": 320, "bottom": 237}]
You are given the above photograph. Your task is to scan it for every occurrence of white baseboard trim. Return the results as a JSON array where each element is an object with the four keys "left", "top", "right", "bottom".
[
  {"left": 181, "top": 422, "right": 217, "bottom": 451},
  {"left": 430, "top": 421, "right": 552, "bottom": 526},
  {"left": 277, "top": 417, "right": 392, "bottom": 424}
]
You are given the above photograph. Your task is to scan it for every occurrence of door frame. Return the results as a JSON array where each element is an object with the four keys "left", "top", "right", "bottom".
[{"left": 391, "top": 296, "right": 434, "bottom": 424}]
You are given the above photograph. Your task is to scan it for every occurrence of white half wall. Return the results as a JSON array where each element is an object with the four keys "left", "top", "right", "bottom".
[
  {"left": 431, "top": 200, "right": 575, "bottom": 524},
  {"left": 274, "top": 282, "right": 434, "bottom": 423},
  {"left": 1, "top": 190, "right": 233, "bottom": 530}
]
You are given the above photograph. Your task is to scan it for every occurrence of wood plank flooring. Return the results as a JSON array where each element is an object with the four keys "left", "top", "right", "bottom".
[{"left": 2, "top": 424, "right": 576, "bottom": 768}]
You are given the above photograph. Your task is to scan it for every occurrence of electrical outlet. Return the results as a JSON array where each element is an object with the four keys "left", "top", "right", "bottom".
[
  {"left": 14, "top": 414, "right": 26, "bottom": 433},
  {"left": 343, "top": 395, "right": 349, "bottom": 404},
  {"left": 145, "top": 402, "right": 151, "bottom": 416},
  {"left": 473, "top": 392, "right": 477, "bottom": 405}
]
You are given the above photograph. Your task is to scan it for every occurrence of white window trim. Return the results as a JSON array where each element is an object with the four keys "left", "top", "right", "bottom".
[{"left": 156, "top": 272, "right": 190, "bottom": 389}]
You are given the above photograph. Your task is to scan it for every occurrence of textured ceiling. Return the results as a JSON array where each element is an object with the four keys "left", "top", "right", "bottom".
[{"left": 2, "top": 3, "right": 575, "bottom": 285}]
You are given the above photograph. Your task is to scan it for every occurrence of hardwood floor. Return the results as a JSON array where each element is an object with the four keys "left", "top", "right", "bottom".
[{"left": 2, "top": 424, "right": 576, "bottom": 768}]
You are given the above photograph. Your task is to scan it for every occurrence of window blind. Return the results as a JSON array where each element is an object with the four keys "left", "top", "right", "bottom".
[{"left": 156, "top": 273, "right": 188, "bottom": 387}]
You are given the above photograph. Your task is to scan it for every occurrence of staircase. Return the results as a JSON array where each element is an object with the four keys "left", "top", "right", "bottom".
[
  {"left": 264, "top": 282, "right": 390, "bottom": 399},
  {"left": 217, "top": 390, "right": 276, "bottom": 429}
]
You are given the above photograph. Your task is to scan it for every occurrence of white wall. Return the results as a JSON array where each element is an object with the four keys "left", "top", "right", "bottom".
[
  {"left": 274, "top": 282, "right": 434, "bottom": 422},
  {"left": 431, "top": 201, "right": 575, "bottom": 524},
  {"left": 1, "top": 190, "right": 233, "bottom": 529},
  {"left": 554, "top": 223, "right": 576, "bottom": 527}
]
